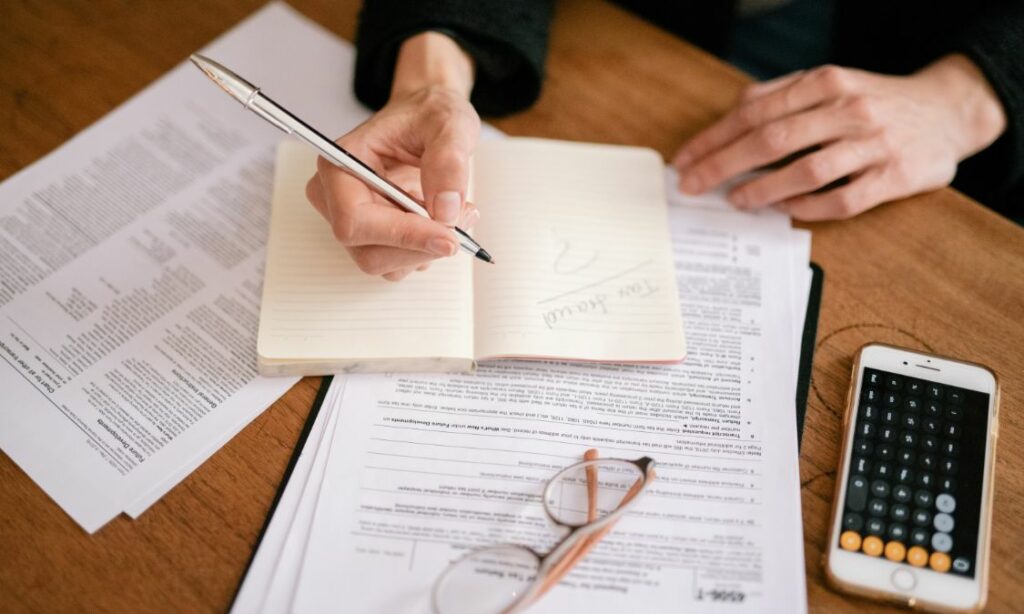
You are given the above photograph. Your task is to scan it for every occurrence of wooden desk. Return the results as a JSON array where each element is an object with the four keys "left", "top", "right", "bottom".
[{"left": 2, "top": 1, "right": 1022, "bottom": 612}]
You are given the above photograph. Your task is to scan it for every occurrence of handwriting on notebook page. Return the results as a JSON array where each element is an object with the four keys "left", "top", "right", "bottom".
[{"left": 538, "top": 253, "right": 661, "bottom": 329}]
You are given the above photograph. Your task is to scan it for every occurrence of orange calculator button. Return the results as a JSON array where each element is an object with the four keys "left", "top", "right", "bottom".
[
  {"left": 930, "top": 552, "right": 951, "bottom": 573},
  {"left": 862, "top": 536, "right": 884, "bottom": 557},
  {"left": 840, "top": 531, "right": 862, "bottom": 551},
  {"left": 885, "top": 541, "right": 906, "bottom": 562},
  {"left": 907, "top": 546, "right": 929, "bottom": 567}
]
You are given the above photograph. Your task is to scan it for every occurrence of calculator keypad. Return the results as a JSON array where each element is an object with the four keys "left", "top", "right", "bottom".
[{"left": 838, "top": 368, "right": 989, "bottom": 578}]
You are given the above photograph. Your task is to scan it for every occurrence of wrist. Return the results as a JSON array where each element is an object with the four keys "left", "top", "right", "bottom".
[
  {"left": 914, "top": 54, "right": 1007, "bottom": 160},
  {"left": 391, "top": 31, "right": 475, "bottom": 100}
]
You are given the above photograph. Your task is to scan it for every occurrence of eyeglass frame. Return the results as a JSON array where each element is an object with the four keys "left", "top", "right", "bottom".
[{"left": 431, "top": 450, "right": 656, "bottom": 614}]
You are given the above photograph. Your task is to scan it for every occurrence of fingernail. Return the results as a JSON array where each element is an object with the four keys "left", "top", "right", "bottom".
[
  {"left": 464, "top": 209, "right": 480, "bottom": 229},
  {"left": 680, "top": 173, "right": 701, "bottom": 194},
  {"left": 433, "top": 191, "right": 461, "bottom": 225},
  {"left": 428, "top": 237, "right": 457, "bottom": 256}
]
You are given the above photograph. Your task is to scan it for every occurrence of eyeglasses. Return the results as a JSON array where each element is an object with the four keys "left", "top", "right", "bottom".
[{"left": 431, "top": 449, "right": 656, "bottom": 614}]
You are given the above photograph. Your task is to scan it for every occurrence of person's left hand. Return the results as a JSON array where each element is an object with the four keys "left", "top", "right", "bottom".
[{"left": 672, "top": 55, "right": 1006, "bottom": 221}]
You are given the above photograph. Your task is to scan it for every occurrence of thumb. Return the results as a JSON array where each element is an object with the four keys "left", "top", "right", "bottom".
[{"left": 419, "top": 124, "right": 477, "bottom": 227}]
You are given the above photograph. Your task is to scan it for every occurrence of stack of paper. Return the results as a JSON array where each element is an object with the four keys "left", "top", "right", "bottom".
[
  {"left": 234, "top": 168, "right": 813, "bottom": 612},
  {"left": 0, "top": 3, "right": 368, "bottom": 532}
]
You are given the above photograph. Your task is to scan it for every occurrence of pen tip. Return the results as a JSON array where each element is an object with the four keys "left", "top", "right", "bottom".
[{"left": 477, "top": 249, "right": 494, "bottom": 264}]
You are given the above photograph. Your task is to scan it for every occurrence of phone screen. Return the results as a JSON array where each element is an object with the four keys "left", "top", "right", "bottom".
[{"left": 837, "top": 367, "right": 990, "bottom": 578}]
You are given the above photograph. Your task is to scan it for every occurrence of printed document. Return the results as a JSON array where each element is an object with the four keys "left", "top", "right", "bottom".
[{"left": 0, "top": 3, "right": 360, "bottom": 532}]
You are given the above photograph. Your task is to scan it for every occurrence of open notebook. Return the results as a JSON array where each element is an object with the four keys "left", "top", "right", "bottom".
[{"left": 257, "top": 138, "right": 685, "bottom": 375}]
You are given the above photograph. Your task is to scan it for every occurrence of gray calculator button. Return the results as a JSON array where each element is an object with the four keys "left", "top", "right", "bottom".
[
  {"left": 888, "top": 523, "right": 908, "bottom": 541},
  {"left": 934, "top": 512, "right": 955, "bottom": 533},
  {"left": 871, "top": 480, "right": 890, "bottom": 498},
  {"left": 844, "top": 513, "right": 864, "bottom": 531},
  {"left": 936, "top": 493, "right": 956, "bottom": 513},
  {"left": 913, "top": 509, "right": 931, "bottom": 526},
  {"left": 847, "top": 476, "right": 869, "bottom": 511},
  {"left": 953, "top": 557, "right": 971, "bottom": 573},
  {"left": 910, "top": 528, "right": 930, "bottom": 545},
  {"left": 866, "top": 518, "right": 886, "bottom": 535},
  {"left": 931, "top": 532, "right": 953, "bottom": 553}
]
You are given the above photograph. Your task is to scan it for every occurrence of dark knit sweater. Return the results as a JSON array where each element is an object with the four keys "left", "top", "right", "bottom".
[{"left": 354, "top": 0, "right": 1024, "bottom": 217}]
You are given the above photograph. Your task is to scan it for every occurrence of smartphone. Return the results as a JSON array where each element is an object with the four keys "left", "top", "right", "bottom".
[{"left": 825, "top": 343, "right": 999, "bottom": 612}]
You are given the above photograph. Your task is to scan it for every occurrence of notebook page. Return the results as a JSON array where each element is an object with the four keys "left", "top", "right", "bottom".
[
  {"left": 256, "top": 142, "right": 474, "bottom": 374},
  {"left": 472, "top": 138, "right": 685, "bottom": 362}
]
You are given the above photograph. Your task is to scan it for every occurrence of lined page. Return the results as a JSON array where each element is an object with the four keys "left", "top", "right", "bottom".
[
  {"left": 257, "top": 142, "right": 473, "bottom": 374},
  {"left": 472, "top": 138, "right": 685, "bottom": 361}
]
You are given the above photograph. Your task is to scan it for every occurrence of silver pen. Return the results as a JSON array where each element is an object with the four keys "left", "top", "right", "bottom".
[{"left": 189, "top": 54, "right": 493, "bottom": 264}]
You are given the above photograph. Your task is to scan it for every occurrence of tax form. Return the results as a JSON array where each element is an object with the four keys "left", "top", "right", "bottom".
[
  {"left": 270, "top": 196, "right": 809, "bottom": 613},
  {"left": 0, "top": 3, "right": 361, "bottom": 532}
]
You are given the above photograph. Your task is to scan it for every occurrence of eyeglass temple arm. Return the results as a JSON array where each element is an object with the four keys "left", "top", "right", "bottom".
[
  {"left": 586, "top": 449, "right": 599, "bottom": 522},
  {"left": 532, "top": 452, "right": 654, "bottom": 600},
  {"left": 535, "top": 450, "right": 600, "bottom": 592}
]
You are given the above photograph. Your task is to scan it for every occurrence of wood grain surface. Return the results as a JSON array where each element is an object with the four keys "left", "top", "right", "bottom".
[{"left": 1, "top": 1, "right": 1021, "bottom": 612}]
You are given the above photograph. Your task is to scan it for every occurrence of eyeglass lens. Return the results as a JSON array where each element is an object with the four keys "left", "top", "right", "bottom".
[
  {"left": 433, "top": 544, "right": 540, "bottom": 614},
  {"left": 545, "top": 460, "right": 645, "bottom": 526}
]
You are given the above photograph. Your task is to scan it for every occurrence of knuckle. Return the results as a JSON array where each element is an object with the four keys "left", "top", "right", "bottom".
[
  {"left": 875, "top": 129, "right": 899, "bottom": 156},
  {"left": 736, "top": 103, "right": 762, "bottom": 129},
  {"left": 739, "top": 83, "right": 760, "bottom": 102},
  {"left": 802, "top": 155, "right": 833, "bottom": 184},
  {"left": 757, "top": 123, "right": 790, "bottom": 155},
  {"left": 816, "top": 65, "right": 851, "bottom": 95},
  {"left": 352, "top": 252, "right": 387, "bottom": 276},
  {"left": 330, "top": 215, "right": 358, "bottom": 244},
  {"left": 694, "top": 159, "right": 722, "bottom": 186},
  {"left": 846, "top": 95, "right": 877, "bottom": 124},
  {"left": 430, "top": 147, "right": 468, "bottom": 172},
  {"left": 832, "top": 190, "right": 861, "bottom": 219}
]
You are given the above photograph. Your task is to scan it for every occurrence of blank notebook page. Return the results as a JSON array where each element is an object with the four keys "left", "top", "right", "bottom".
[
  {"left": 257, "top": 142, "right": 473, "bottom": 370},
  {"left": 471, "top": 138, "right": 685, "bottom": 362}
]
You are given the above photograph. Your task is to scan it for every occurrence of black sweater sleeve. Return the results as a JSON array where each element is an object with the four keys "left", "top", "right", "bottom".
[
  {"left": 354, "top": 0, "right": 555, "bottom": 117},
  {"left": 946, "top": 2, "right": 1024, "bottom": 213}
]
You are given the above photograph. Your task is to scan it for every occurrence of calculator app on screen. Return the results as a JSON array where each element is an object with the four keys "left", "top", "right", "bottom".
[{"left": 837, "top": 368, "right": 990, "bottom": 577}]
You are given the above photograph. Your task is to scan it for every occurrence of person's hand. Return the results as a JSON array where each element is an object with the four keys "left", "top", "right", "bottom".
[
  {"left": 306, "top": 32, "right": 479, "bottom": 280},
  {"left": 672, "top": 55, "right": 1006, "bottom": 221}
]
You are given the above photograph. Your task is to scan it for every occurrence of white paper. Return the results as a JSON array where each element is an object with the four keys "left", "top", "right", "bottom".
[
  {"left": 0, "top": 2, "right": 366, "bottom": 532},
  {"left": 289, "top": 197, "right": 807, "bottom": 613},
  {"left": 232, "top": 377, "right": 345, "bottom": 614}
]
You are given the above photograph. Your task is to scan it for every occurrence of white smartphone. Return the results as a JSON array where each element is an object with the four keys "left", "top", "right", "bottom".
[{"left": 825, "top": 343, "right": 999, "bottom": 612}]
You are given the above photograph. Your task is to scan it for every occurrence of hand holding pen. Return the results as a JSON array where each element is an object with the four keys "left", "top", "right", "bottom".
[
  {"left": 305, "top": 32, "right": 485, "bottom": 280},
  {"left": 305, "top": 84, "right": 482, "bottom": 280},
  {"left": 193, "top": 32, "right": 490, "bottom": 281}
]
